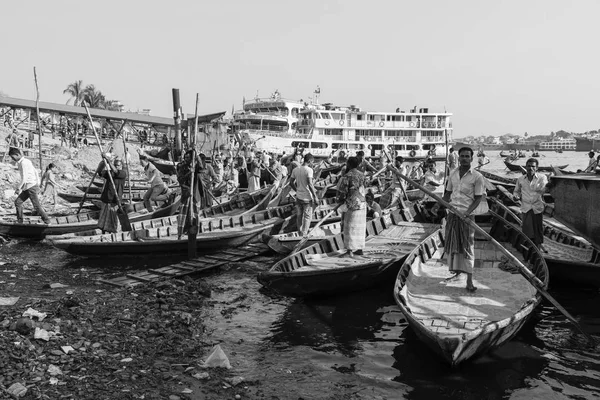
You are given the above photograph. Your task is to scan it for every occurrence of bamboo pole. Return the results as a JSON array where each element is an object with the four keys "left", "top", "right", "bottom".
[
  {"left": 188, "top": 94, "right": 200, "bottom": 259},
  {"left": 83, "top": 104, "right": 132, "bottom": 231},
  {"left": 33, "top": 67, "right": 43, "bottom": 169}
]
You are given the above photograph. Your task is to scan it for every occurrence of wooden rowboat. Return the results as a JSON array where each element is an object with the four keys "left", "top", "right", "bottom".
[
  {"left": 0, "top": 197, "right": 181, "bottom": 239},
  {"left": 59, "top": 190, "right": 145, "bottom": 203},
  {"left": 257, "top": 210, "right": 438, "bottom": 297},
  {"left": 489, "top": 197, "right": 600, "bottom": 287},
  {"left": 504, "top": 160, "right": 567, "bottom": 173},
  {"left": 392, "top": 207, "right": 549, "bottom": 366},
  {"left": 48, "top": 204, "right": 294, "bottom": 256}
]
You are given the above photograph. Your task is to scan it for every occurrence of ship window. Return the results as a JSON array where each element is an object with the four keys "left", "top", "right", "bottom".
[
  {"left": 357, "top": 114, "right": 364, "bottom": 121},
  {"left": 291, "top": 108, "right": 299, "bottom": 117},
  {"left": 310, "top": 142, "right": 327, "bottom": 149},
  {"left": 322, "top": 113, "right": 331, "bottom": 119},
  {"left": 368, "top": 115, "right": 375, "bottom": 121}
]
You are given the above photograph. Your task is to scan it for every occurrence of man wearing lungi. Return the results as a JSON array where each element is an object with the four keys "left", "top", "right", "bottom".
[
  {"left": 513, "top": 158, "right": 548, "bottom": 252},
  {"left": 442, "top": 147, "right": 485, "bottom": 292}
]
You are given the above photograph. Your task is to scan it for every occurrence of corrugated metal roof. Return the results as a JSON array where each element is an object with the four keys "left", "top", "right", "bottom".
[{"left": 0, "top": 96, "right": 175, "bottom": 126}]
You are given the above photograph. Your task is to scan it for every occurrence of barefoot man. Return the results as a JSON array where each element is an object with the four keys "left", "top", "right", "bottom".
[{"left": 442, "top": 147, "right": 485, "bottom": 292}]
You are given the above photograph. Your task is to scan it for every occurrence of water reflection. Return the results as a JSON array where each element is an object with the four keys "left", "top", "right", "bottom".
[{"left": 267, "top": 288, "right": 391, "bottom": 357}]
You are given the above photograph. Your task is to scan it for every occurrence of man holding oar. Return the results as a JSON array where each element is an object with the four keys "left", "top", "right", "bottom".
[
  {"left": 513, "top": 158, "right": 548, "bottom": 252},
  {"left": 441, "top": 147, "right": 485, "bottom": 292},
  {"left": 96, "top": 156, "right": 127, "bottom": 233},
  {"left": 382, "top": 156, "right": 408, "bottom": 209}
]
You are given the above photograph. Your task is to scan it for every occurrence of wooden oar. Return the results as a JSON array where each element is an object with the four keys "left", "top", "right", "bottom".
[
  {"left": 83, "top": 104, "right": 132, "bottom": 231},
  {"left": 388, "top": 167, "right": 596, "bottom": 343},
  {"left": 292, "top": 203, "right": 342, "bottom": 253},
  {"left": 475, "top": 161, "right": 491, "bottom": 171},
  {"left": 76, "top": 140, "right": 114, "bottom": 214}
]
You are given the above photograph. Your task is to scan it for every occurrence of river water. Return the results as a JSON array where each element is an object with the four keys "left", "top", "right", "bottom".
[{"left": 11, "top": 150, "right": 600, "bottom": 399}]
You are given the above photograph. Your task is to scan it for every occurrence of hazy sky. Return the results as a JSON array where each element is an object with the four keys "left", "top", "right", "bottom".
[{"left": 1, "top": 0, "right": 599, "bottom": 138}]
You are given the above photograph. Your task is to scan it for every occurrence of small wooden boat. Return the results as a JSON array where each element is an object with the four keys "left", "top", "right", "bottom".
[
  {"left": 264, "top": 206, "right": 413, "bottom": 255},
  {"left": 48, "top": 205, "right": 294, "bottom": 257},
  {"left": 504, "top": 160, "right": 567, "bottom": 173},
  {"left": 490, "top": 197, "right": 600, "bottom": 287},
  {"left": 393, "top": 206, "right": 549, "bottom": 366},
  {"left": 0, "top": 197, "right": 181, "bottom": 239},
  {"left": 257, "top": 210, "right": 439, "bottom": 297},
  {"left": 78, "top": 183, "right": 178, "bottom": 194},
  {"left": 49, "top": 184, "right": 278, "bottom": 240},
  {"left": 58, "top": 190, "right": 145, "bottom": 203}
]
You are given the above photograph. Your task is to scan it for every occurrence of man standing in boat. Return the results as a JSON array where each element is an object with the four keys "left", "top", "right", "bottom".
[
  {"left": 356, "top": 151, "right": 378, "bottom": 174},
  {"left": 139, "top": 155, "right": 172, "bottom": 213},
  {"left": 289, "top": 153, "right": 319, "bottom": 237},
  {"left": 442, "top": 147, "right": 485, "bottom": 292},
  {"left": 513, "top": 158, "right": 548, "bottom": 252},
  {"left": 382, "top": 156, "right": 408, "bottom": 209}
]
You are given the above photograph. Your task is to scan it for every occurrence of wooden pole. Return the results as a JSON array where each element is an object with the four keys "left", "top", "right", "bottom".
[
  {"left": 172, "top": 89, "right": 182, "bottom": 159},
  {"left": 33, "top": 67, "right": 43, "bottom": 170},
  {"left": 388, "top": 166, "right": 595, "bottom": 342},
  {"left": 84, "top": 104, "right": 132, "bottom": 231},
  {"left": 121, "top": 126, "right": 132, "bottom": 202},
  {"left": 443, "top": 128, "right": 449, "bottom": 186},
  {"left": 187, "top": 94, "right": 200, "bottom": 259}
]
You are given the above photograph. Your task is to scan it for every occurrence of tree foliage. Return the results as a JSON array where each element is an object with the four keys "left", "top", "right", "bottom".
[{"left": 63, "top": 81, "right": 122, "bottom": 111}]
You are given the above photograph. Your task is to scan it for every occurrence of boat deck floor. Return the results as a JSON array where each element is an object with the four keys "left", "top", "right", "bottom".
[
  {"left": 400, "top": 240, "right": 537, "bottom": 336},
  {"left": 299, "top": 222, "right": 438, "bottom": 271}
]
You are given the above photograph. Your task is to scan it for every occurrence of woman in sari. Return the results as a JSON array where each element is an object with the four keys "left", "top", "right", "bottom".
[{"left": 337, "top": 156, "right": 367, "bottom": 258}]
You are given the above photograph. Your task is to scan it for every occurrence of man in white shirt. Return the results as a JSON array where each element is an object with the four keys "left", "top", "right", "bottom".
[
  {"left": 442, "top": 147, "right": 485, "bottom": 292},
  {"left": 289, "top": 153, "right": 319, "bottom": 236},
  {"left": 9, "top": 148, "right": 50, "bottom": 224},
  {"left": 513, "top": 158, "right": 548, "bottom": 251},
  {"left": 139, "top": 155, "right": 171, "bottom": 212}
]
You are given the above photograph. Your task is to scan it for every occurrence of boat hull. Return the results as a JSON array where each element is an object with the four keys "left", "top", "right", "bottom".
[
  {"left": 549, "top": 175, "right": 600, "bottom": 249},
  {"left": 393, "top": 210, "right": 548, "bottom": 366},
  {"left": 52, "top": 226, "right": 265, "bottom": 256}
]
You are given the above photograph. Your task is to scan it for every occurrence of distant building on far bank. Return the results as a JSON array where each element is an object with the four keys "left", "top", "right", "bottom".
[{"left": 539, "top": 137, "right": 576, "bottom": 151}]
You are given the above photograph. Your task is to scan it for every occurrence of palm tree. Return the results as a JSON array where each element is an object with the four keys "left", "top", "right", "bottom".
[
  {"left": 63, "top": 80, "right": 85, "bottom": 106},
  {"left": 82, "top": 85, "right": 106, "bottom": 108}
]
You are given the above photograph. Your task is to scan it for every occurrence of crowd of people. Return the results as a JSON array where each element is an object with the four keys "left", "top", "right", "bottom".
[{"left": 5, "top": 138, "right": 557, "bottom": 292}]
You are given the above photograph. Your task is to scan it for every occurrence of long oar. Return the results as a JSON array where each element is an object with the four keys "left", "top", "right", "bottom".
[
  {"left": 83, "top": 104, "right": 132, "bottom": 231},
  {"left": 76, "top": 139, "right": 114, "bottom": 214},
  {"left": 292, "top": 203, "right": 341, "bottom": 253},
  {"left": 388, "top": 167, "right": 595, "bottom": 342}
]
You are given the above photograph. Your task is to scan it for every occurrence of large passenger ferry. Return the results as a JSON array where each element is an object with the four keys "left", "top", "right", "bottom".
[{"left": 234, "top": 90, "right": 453, "bottom": 160}]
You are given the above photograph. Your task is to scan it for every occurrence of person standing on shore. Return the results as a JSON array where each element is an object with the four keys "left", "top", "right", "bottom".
[
  {"left": 9, "top": 148, "right": 50, "bottom": 224},
  {"left": 442, "top": 147, "right": 485, "bottom": 292},
  {"left": 289, "top": 153, "right": 318, "bottom": 237},
  {"left": 41, "top": 163, "right": 62, "bottom": 210},
  {"left": 513, "top": 158, "right": 548, "bottom": 252}
]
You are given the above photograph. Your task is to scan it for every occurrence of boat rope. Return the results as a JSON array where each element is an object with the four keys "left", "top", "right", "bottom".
[{"left": 497, "top": 256, "right": 520, "bottom": 274}]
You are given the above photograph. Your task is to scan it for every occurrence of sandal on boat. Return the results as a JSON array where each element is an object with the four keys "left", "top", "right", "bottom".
[
  {"left": 466, "top": 286, "right": 478, "bottom": 293},
  {"left": 443, "top": 273, "right": 462, "bottom": 283}
]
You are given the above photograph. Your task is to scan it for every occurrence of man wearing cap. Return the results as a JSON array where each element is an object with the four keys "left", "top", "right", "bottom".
[{"left": 9, "top": 148, "right": 50, "bottom": 224}]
